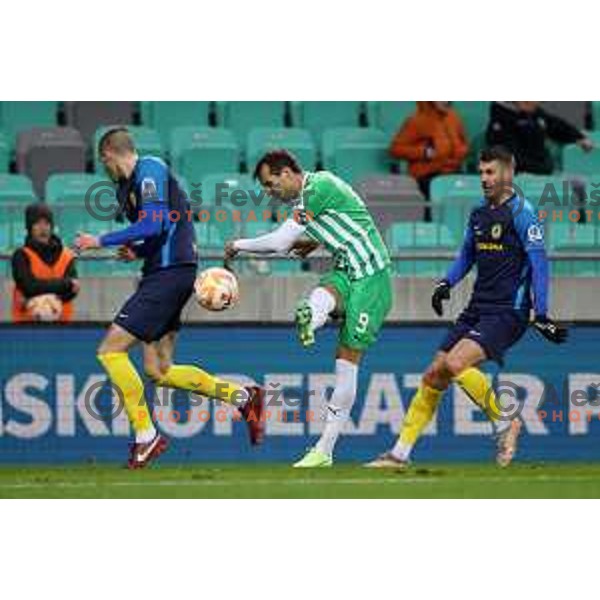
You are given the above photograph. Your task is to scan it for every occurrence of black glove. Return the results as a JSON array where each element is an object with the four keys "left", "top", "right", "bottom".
[
  {"left": 431, "top": 280, "right": 451, "bottom": 317},
  {"left": 533, "top": 316, "right": 568, "bottom": 345}
]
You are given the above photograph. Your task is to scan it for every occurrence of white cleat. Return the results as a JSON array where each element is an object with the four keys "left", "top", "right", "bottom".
[
  {"left": 365, "top": 452, "right": 410, "bottom": 471},
  {"left": 496, "top": 419, "right": 522, "bottom": 468}
]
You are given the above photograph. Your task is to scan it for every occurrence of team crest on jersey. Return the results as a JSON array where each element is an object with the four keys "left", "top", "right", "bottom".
[
  {"left": 141, "top": 178, "right": 158, "bottom": 201},
  {"left": 527, "top": 224, "right": 544, "bottom": 243},
  {"left": 491, "top": 223, "right": 503, "bottom": 240}
]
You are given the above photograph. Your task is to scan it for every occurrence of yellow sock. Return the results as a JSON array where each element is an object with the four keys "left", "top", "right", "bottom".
[
  {"left": 97, "top": 352, "right": 153, "bottom": 435},
  {"left": 158, "top": 365, "right": 247, "bottom": 404},
  {"left": 454, "top": 367, "right": 503, "bottom": 422},
  {"left": 398, "top": 384, "right": 444, "bottom": 447}
]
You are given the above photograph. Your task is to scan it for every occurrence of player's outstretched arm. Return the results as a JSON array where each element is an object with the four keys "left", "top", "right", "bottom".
[
  {"left": 227, "top": 219, "right": 307, "bottom": 258},
  {"left": 95, "top": 202, "right": 164, "bottom": 247},
  {"left": 75, "top": 204, "right": 165, "bottom": 252}
]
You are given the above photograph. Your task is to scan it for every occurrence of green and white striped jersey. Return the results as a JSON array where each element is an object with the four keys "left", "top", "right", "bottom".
[{"left": 297, "top": 171, "right": 390, "bottom": 280}]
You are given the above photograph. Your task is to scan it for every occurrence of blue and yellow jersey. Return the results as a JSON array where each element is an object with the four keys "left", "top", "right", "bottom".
[
  {"left": 99, "top": 157, "right": 197, "bottom": 275},
  {"left": 445, "top": 194, "right": 549, "bottom": 317}
]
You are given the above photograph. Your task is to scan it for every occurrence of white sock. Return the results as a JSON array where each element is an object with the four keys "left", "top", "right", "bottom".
[
  {"left": 315, "top": 359, "right": 358, "bottom": 457},
  {"left": 391, "top": 440, "right": 412, "bottom": 462},
  {"left": 136, "top": 424, "right": 157, "bottom": 444},
  {"left": 308, "top": 287, "right": 336, "bottom": 332}
]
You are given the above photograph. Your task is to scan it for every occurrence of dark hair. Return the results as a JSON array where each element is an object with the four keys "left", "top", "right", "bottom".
[
  {"left": 98, "top": 127, "right": 136, "bottom": 155},
  {"left": 253, "top": 149, "right": 303, "bottom": 180},
  {"left": 479, "top": 145, "right": 515, "bottom": 166}
]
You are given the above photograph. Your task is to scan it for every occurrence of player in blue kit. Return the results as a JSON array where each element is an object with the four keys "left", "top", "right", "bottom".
[
  {"left": 75, "top": 128, "right": 264, "bottom": 469},
  {"left": 368, "top": 145, "right": 568, "bottom": 469}
]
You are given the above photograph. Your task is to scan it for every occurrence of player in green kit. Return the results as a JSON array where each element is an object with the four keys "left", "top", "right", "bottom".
[{"left": 225, "top": 150, "right": 392, "bottom": 467}]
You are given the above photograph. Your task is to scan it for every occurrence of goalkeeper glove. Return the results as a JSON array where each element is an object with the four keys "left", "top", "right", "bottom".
[
  {"left": 431, "top": 280, "right": 451, "bottom": 317},
  {"left": 532, "top": 316, "right": 568, "bottom": 345}
]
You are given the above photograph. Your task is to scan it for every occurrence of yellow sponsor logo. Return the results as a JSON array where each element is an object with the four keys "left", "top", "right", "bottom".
[{"left": 477, "top": 242, "right": 504, "bottom": 251}]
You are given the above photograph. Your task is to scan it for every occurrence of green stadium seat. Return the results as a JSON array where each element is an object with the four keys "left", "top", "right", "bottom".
[
  {"left": 45, "top": 173, "right": 111, "bottom": 204},
  {"left": 290, "top": 102, "right": 362, "bottom": 142},
  {"left": 322, "top": 128, "right": 390, "bottom": 183},
  {"left": 140, "top": 101, "right": 153, "bottom": 126},
  {"left": 215, "top": 102, "right": 286, "bottom": 142},
  {"left": 452, "top": 102, "right": 490, "bottom": 141},
  {"left": 0, "top": 102, "right": 58, "bottom": 146},
  {"left": 0, "top": 207, "right": 23, "bottom": 252},
  {"left": 142, "top": 102, "right": 211, "bottom": 147},
  {"left": 171, "top": 127, "right": 240, "bottom": 185},
  {"left": 581, "top": 130, "right": 600, "bottom": 144},
  {"left": 0, "top": 131, "right": 9, "bottom": 172},
  {"left": 430, "top": 174, "right": 482, "bottom": 202},
  {"left": 93, "top": 126, "right": 162, "bottom": 172},
  {"left": 515, "top": 174, "right": 579, "bottom": 207},
  {"left": 431, "top": 181, "right": 482, "bottom": 241},
  {"left": 0, "top": 174, "right": 36, "bottom": 204},
  {"left": 194, "top": 215, "right": 237, "bottom": 269},
  {"left": 0, "top": 175, "right": 36, "bottom": 249},
  {"left": 563, "top": 144, "right": 600, "bottom": 176},
  {"left": 247, "top": 128, "right": 317, "bottom": 171},
  {"left": 388, "top": 222, "right": 456, "bottom": 277},
  {"left": 548, "top": 221, "right": 599, "bottom": 276},
  {"left": 366, "top": 102, "right": 416, "bottom": 137},
  {"left": 200, "top": 173, "right": 266, "bottom": 217},
  {"left": 592, "top": 102, "right": 600, "bottom": 130}
]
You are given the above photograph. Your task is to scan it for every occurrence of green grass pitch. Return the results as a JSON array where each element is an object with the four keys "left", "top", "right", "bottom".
[{"left": 1, "top": 463, "right": 600, "bottom": 498}]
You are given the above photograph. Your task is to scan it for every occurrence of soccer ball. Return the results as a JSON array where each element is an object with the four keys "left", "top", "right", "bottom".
[
  {"left": 27, "top": 294, "right": 63, "bottom": 322},
  {"left": 194, "top": 267, "right": 239, "bottom": 312}
]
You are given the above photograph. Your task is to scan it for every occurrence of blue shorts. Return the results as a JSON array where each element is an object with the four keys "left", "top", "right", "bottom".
[
  {"left": 114, "top": 265, "right": 196, "bottom": 343},
  {"left": 439, "top": 306, "right": 528, "bottom": 365}
]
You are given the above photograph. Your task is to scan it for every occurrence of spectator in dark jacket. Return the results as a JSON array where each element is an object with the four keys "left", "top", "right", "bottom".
[
  {"left": 11, "top": 203, "right": 79, "bottom": 322},
  {"left": 486, "top": 101, "right": 593, "bottom": 174}
]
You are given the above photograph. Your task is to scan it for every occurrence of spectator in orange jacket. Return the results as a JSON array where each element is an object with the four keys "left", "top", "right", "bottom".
[
  {"left": 12, "top": 203, "right": 79, "bottom": 322},
  {"left": 389, "top": 102, "right": 469, "bottom": 210}
]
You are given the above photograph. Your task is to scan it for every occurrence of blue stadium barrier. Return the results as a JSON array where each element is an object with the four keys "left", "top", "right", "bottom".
[{"left": 0, "top": 324, "right": 598, "bottom": 463}]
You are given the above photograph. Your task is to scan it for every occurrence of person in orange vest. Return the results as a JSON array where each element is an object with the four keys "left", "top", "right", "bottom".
[
  {"left": 11, "top": 203, "right": 79, "bottom": 322},
  {"left": 389, "top": 101, "right": 469, "bottom": 219}
]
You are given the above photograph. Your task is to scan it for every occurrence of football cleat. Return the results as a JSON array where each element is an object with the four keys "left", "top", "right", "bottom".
[
  {"left": 295, "top": 300, "right": 315, "bottom": 348},
  {"left": 293, "top": 447, "right": 332, "bottom": 468},
  {"left": 127, "top": 433, "right": 169, "bottom": 470},
  {"left": 240, "top": 385, "right": 265, "bottom": 446},
  {"left": 496, "top": 419, "right": 522, "bottom": 467},
  {"left": 365, "top": 452, "right": 410, "bottom": 471}
]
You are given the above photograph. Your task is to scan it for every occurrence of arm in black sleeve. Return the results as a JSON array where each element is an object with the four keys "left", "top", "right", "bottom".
[
  {"left": 11, "top": 249, "right": 73, "bottom": 299},
  {"left": 542, "top": 110, "right": 585, "bottom": 145}
]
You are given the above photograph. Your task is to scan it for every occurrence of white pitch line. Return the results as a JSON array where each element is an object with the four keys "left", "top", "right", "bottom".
[{"left": 1, "top": 474, "right": 600, "bottom": 491}]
